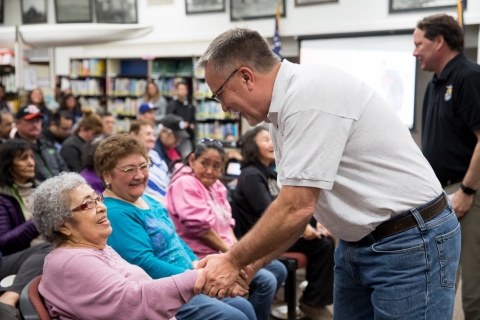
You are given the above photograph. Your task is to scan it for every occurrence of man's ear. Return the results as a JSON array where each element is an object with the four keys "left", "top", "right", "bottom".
[{"left": 239, "top": 67, "right": 255, "bottom": 90}]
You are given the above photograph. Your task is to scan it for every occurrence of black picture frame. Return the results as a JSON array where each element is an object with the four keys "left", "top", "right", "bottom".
[
  {"left": 21, "top": 0, "right": 47, "bottom": 24},
  {"left": 389, "top": 0, "right": 465, "bottom": 13},
  {"left": 0, "top": 0, "right": 4, "bottom": 24},
  {"left": 230, "top": 0, "right": 285, "bottom": 21},
  {"left": 185, "top": 0, "right": 225, "bottom": 15},
  {"left": 295, "top": 0, "right": 338, "bottom": 7},
  {"left": 96, "top": 0, "right": 138, "bottom": 24},
  {"left": 55, "top": 0, "right": 93, "bottom": 23}
]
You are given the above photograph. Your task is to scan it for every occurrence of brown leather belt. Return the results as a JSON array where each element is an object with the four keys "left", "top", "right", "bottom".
[{"left": 370, "top": 194, "right": 448, "bottom": 242}]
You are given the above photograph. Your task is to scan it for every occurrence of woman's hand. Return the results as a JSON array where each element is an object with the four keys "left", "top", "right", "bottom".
[
  {"left": 316, "top": 222, "right": 332, "bottom": 238},
  {"left": 302, "top": 224, "right": 321, "bottom": 240}
]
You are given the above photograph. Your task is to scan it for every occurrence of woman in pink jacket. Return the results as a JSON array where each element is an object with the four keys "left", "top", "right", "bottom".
[{"left": 166, "top": 138, "right": 287, "bottom": 320}]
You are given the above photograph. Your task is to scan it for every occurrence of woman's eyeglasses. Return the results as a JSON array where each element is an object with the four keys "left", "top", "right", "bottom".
[
  {"left": 115, "top": 163, "right": 152, "bottom": 175},
  {"left": 199, "top": 138, "right": 223, "bottom": 148},
  {"left": 72, "top": 194, "right": 104, "bottom": 212}
]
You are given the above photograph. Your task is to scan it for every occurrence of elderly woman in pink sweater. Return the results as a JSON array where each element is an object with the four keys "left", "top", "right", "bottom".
[
  {"left": 31, "top": 172, "right": 203, "bottom": 320},
  {"left": 166, "top": 139, "right": 287, "bottom": 320}
]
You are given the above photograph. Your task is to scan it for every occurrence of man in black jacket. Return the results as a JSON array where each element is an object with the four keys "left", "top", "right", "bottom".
[
  {"left": 39, "top": 111, "right": 73, "bottom": 151},
  {"left": 15, "top": 105, "right": 69, "bottom": 182},
  {"left": 166, "top": 82, "right": 195, "bottom": 154}
]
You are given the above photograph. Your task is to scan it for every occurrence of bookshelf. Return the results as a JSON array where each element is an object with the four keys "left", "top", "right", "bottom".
[
  {"left": 69, "top": 58, "right": 107, "bottom": 111},
  {"left": 0, "top": 50, "right": 18, "bottom": 112},
  {"left": 193, "top": 59, "right": 241, "bottom": 140}
]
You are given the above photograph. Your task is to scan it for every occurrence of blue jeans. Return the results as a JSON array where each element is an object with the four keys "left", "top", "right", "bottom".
[
  {"left": 249, "top": 260, "right": 287, "bottom": 320},
  {"left": 334, "top": 193, "right": 461, "bottom": 320},
  {"left": 175, "top": 294, "right": 256, "bottom": 320}
]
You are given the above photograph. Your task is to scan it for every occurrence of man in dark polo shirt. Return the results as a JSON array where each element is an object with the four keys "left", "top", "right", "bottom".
[{"left": 414, "top": 14, "right": 480, "bottom": 319}]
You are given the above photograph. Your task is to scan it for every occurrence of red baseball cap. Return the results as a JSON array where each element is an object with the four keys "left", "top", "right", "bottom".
[{"left": 16, "top": 105, "right": 45, "bottom": 120}]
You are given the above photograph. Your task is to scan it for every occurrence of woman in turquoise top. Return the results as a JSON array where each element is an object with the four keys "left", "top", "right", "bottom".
[{"left": 94, "top": 134, "right": 255, "bottom": 320}]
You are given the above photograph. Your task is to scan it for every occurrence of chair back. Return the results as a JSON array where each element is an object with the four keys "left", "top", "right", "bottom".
[{"left": 20, "top": 275, "right": 51, "bottom": 320}]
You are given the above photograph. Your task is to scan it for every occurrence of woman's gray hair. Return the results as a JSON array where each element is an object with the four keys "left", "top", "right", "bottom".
[
  {"left": 31, "top": 172, "right": 88, "bottom": 245},
  {"left": 197, "top": 28, "right": 280, "bottom": 77}
]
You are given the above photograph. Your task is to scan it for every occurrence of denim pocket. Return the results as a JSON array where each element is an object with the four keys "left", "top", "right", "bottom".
[{"left": 435, "top": 223, "right": 461, "bottom": 288}]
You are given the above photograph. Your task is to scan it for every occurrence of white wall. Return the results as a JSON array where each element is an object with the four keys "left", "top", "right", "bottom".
[{"left": 51, "top": 0, "right": 480, "bottom": 74}]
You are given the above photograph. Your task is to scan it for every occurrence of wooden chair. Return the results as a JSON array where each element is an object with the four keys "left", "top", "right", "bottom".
[{"left": 20, "top": 275, "right": 51, "bottom": 320}]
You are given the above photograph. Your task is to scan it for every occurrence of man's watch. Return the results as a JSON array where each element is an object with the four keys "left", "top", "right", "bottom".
[{"left": 460, "top": 183, "right": 477, "bottom": 195}]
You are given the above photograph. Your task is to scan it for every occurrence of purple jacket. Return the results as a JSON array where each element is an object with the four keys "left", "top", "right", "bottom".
[{"left": 0, "top": 184, "right": 39, "bottom": 256}]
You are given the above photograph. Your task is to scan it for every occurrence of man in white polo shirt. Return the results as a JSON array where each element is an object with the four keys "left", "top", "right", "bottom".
[{"left": 193, "top": 28, "right": 460, "bottom": 320}]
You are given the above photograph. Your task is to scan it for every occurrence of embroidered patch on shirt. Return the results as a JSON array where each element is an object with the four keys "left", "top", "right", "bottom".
[{"left": 444, "top": 85, "right": 453, "bottom": 101}]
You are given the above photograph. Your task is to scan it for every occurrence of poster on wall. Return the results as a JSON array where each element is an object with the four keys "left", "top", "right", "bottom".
[
  {"left": 230, "top": 0, "right": 285, "bottom": 21},
  {"left": 185, "top": 0, "right": 225, "bottom": 14},
  {"left": 55, "top": 0, "right": 93, "bottom": 23},
  {"left": 300, "top": 34, "right": 417, "bottom": 129},
  {"left": 21, "top": 0, "right": 47, "bottom": 24},
  {"left": 96, "top": 0, "right": 137, "bottom": 23},
  {"left": 389, "top": 0, "right": 462, "bottom": 13}
]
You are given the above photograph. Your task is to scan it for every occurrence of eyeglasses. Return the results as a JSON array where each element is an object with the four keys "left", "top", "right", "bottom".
[
  {"left": 72, "top": 194, "right": 104, "bottom": 212},
  {"left": 211, "top": 69, "right": 238, "bottom": 103},
  {"left": 199, "top": 138, "right": 223, "bottom": 148},
  {"left": 115, "top": 163, "right": 152, "bottom": 175}
]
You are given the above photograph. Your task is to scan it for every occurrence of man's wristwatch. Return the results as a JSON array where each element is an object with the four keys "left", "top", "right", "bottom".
[{"left": 460, "top": 183, "right": 477, "bottom": 195}]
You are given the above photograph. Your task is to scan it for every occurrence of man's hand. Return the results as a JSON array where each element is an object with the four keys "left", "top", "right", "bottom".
[
  {"left": 451, "top": 188, "right": 474, "bottom": 218},
  {"left": 194, "top": 253, "right": 248, "bottom": 299}
]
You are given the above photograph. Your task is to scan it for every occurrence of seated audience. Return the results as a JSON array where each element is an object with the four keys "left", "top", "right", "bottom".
[
  {"left": 15, "top": 105, "right": 69, "bottom": 182},
  {"left": 154, "top": 114, "right": 189, "bottom": 166},
  {"left": 0, "top": 84, "right": 9, "bottom": 112},
  {"left": 60, "top": 110, "right": 104, "bottom": 172},
  {"left": 80, "top": 134, "right": 111, "bottom": 194},
  {"left": 31, "top": 172, "right": 201, "bottom": 320},
  {"left": 0, "top": 110, "right": 13, "bottom": 144},
  {"left": 140, "top": 82, "right": 167, "bottom": 123},
  {"left": 233, "top": 127, "right": 335, "bottom": 320},
  {"left": 0, "top": 139, "right": 52, "bottom": 320},
  {"left": 26, "top": 89, "right": 51, "bottom": 129},
  {"left": 59, "top": 94, "right": 83, "bottom": 125},
  {"left": 100, "top": 111, "right": 116, "bottom": 134},
  {"left": 39, "top": 111, "right": 73, "bottom": 151},
  {"left": 130, "top": 120, "right": 170, "bottom": 204},
  {"left": 166, "top": 82, "right": 195, "bottom": 150},
  {"left": 95, "top": 135, "right": 255, "bottom": 320},
  {"left": 166, "top": 139, "right": 287, "bottom": 320}
]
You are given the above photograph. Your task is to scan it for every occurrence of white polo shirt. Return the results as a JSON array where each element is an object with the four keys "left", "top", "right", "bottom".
[{"left": 267, "top": 60, "right": 442, "bottom": 241}]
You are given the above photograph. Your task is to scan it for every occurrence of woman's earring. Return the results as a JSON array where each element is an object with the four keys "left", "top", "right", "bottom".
[{"left": 105, "top": 182, "right": 110, "bottom": 189}]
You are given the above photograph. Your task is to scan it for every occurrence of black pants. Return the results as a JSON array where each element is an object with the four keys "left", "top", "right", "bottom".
[
  {"left": 0, "top": 243, "right": 52, "bottom": 295},
  {"left": 286, "top": 236, "right": 335, "bottom": 307}
]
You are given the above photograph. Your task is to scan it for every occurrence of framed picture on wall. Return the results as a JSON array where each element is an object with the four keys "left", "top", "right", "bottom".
[
  {"left": 55, "top": 0, "right": 93, "bottom": 23},
  {"left": 21, "top": 0, "right": 47, "bottom": 24},
  {"left": 96, "top": 0, "right": 138, "bottom": 23},
  {"left": 185, "top": 0, "right": 225, "bottom": 15},
  {"left": 230, "top": 0, "right": 285, "bottom": 21},
  {"left": 389, "top": 0, "right": 464, "bottom": 13},
  {"left": 0, "top": 0, "right": 3, "bottom": 24},
  {"left": 295, "top": 0, "right": 338, "bottom": 6}
]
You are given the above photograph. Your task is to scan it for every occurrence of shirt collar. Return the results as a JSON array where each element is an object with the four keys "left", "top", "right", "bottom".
[
  {"left": 435, "top": 52, "right": 465, "bottom": 82},
  {"left": 266, "top": 60, "right": 294, "bottom": 126}
]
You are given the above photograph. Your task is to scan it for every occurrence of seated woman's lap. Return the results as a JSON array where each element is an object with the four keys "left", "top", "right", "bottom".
[{"left": 175, "top": 294, "right": 256, "bottom": 320}]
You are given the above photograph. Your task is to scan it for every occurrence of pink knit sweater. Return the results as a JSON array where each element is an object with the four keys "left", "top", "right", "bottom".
[{"left": 39, "top": 245, "right": 197, "bottom": 319}]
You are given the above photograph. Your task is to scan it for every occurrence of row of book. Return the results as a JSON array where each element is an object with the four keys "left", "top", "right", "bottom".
[
  {"left": 114, "top": 118, "right": 133, "bottom": 134},
  {"left": 78, "top": 97, "right": 102, "bottom": 111},
  {"left": 153, "top": 77, "right": 189, "bottom": 97},
  {"left": 70, "top": 59, "right": 106, "bottom": 77},
  {"left": 193, "top": 80, "right": 212, "bottom": 98},
  {"left": 106, "top": 77, "right": 147, "bottom": 97},
  {"left": 196, "top": 100, "right": 239, "bottom": 120},
  {"left": 1, "top": 74, "right": 16, "bottom": 93},
  {"left": 71, "top": 79, "right": 105, "bottom": 96},
  {"left": 196, "top": 122, "right": 240, "bottom": 140},
  {"left": 152, "top": 59, "right": 193, "bottom": 77},
  {"left": 107, "top": 98, "right": 140, "bottom": 116}
]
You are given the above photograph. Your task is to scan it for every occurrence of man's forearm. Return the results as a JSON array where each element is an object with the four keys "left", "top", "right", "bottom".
[
  {"left": 228, "top": 186, "right": 319, "bottom": 270},
  {"left": 463, "top": 139, "right": 480, "bottom": 190}
]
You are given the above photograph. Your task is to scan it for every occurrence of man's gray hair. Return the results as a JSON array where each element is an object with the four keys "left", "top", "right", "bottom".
[
  {"left": 32, "top": 172, "right": 87, "bottom": 245},
  {"left": 197, "top": 28, "right": 280, "bottom": 77}
]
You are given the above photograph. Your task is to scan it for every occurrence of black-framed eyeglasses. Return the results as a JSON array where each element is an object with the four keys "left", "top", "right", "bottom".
[
  {"left": 211, "top": 69, "right": 238, "bottom": 103},
  {"left": 115, "top": 163, "right": 152, "bottom": 175},
  {"left": 199, "top": 138, "right": 223, "bottom": 148},
  {"left": 72, "top": 194, "right": 104, "bottom": 212}
]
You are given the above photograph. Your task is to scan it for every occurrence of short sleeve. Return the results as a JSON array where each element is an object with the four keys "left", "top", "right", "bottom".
[
  {"left": 279, "top": 109, "right": 353, "bottom": 190},
  {"left": 457, "top": 72, "right": 480, "bottom": 131}
]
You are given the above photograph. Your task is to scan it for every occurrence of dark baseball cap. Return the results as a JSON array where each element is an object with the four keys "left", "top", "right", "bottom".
[
  {"left": 159, "top": 114, "right": 190, "bottom": 139},
  {"left": 139, "top": 102, "right": 157, "bottom": 114},
  {"left": 16, "top": 105, "right": 44, "bottom": 120}
]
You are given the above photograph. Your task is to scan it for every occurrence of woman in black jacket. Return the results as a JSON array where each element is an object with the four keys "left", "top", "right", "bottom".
[{"left": 232, "top": 126, "right": 335, "bottom": 320}]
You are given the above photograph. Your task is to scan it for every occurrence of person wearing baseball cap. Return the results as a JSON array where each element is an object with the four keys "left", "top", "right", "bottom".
[
  {"left": 15, "top": 105, "right": 69, "bottom": 182},
  {"left": 153, "top": 114, "right": 190, "bottom": 165},
  {"left": 138, "top": 102, "right": 157, "bottom": 124}
]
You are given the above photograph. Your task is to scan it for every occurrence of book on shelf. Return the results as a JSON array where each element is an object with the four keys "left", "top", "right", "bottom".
[
  {"left": 107, "top": 77, "right": 147, "bottom": 96},
  {"left": 196, "top": 122, "right": 239, "bottom": 140},
  {"left": 196, "top": 100, "right": 239, "bottom": 120},
  {"left": 71, "top": 78, "right": 104, "bottom": 96},
  {"left": 71, "top": 59, "right": 106, "bottom": 77},
  {"left": 108, "top": 97, "right": 139, "bottom": 116},
  {"left": 1, "top": 74, "right": 16, "bottom": 93}
]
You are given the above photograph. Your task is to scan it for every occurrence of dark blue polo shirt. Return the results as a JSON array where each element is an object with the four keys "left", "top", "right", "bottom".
[{"left": 422, "top": 53, "right": 480, "bottom": 185}]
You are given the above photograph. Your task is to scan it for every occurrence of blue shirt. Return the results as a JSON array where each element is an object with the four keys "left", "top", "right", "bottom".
[{"left": 105, "top": 195, "right": 197, "bottom": 279}]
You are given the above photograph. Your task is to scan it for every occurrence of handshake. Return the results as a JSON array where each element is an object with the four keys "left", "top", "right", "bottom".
[{"left": 192, "top": 252, "right": 255, "bottom": 299}]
